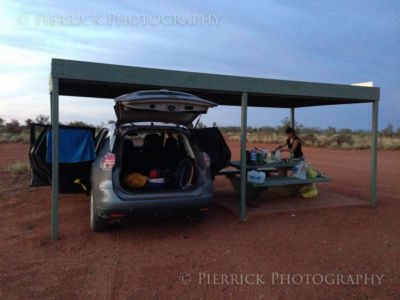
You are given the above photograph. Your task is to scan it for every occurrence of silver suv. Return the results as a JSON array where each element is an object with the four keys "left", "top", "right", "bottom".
[{"left": 29, "top": 90, "right": 231, "bottom": 231}]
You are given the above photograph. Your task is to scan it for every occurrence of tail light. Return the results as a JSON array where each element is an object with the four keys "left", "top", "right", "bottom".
[
  {"left": 101, "top": 152, "right": 115, "bottom": 169},
  {"left": 110, "top": 212, "right": 126, "bottom": 218},
  {"left": 203, "top": 152, "right": 211, "bottom": 168}
]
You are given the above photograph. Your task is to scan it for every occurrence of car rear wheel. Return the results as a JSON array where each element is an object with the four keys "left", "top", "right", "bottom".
[{"left": 90, "top": 193, "right": 107, "bottom": 232}]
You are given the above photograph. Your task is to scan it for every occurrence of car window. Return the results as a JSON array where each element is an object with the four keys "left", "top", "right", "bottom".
[{"left": 95, "top": 129, "right": 109, "bottom": 154}]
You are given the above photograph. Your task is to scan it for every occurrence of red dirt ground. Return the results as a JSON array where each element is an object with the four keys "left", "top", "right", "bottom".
[{"left": 0, "top": 142, "right": 399, "bottom": 299}]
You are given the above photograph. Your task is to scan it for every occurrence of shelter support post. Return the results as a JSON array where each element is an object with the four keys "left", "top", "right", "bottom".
[
  {"left": 290, "top": 107, "right": 295, "bottom": 128},
  {"left": 50, "top": 78, "right": 59, "bottom": 240},
  {"left": 370, "top": 101, "right": 379, "bottom": 207},
  {"left": 240, "top": 92, "right": 248, "bottom": 221}
]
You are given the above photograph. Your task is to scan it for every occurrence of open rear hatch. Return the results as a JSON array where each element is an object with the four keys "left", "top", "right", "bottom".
[{"left": 114, "top": 90, "right": 217, "bottom": 126}]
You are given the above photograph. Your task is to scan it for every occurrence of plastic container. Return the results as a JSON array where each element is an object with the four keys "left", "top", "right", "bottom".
[
  {"left": 247, "top": 170, "right": 266, "bottom": 183},
  {"left": 146, "top": 178, "right": 166, "bottom": 188},
  {"left": 256, "top": 149, "right": 267, "bottom": 164},
  {"left": 250, "top": 149, "right": 257, "bottom": 164},
  {"left": 274, "top": 150, "right": 281, "bottom": 161}
]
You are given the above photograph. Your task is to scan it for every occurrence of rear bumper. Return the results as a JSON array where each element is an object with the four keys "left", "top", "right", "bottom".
[{"left": 93, "top": 184, "right": 213, "bottom": 219}]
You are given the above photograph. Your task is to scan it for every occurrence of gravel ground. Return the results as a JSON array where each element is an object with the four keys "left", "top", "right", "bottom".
[{"left": 0, "top": 142, "right": 399, "bottom": 299}]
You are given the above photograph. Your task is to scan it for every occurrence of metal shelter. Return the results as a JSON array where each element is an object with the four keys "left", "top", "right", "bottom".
[{"left": 49, "top": 58, "right": 380, "bottom": 240}]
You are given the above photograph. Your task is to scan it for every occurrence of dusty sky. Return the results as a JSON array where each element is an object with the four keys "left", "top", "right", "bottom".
[{"left": 0, "top": 0, "right": 399, "bottom": 129}]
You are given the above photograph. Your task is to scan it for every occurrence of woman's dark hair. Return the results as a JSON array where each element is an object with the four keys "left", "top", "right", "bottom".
[{"left": 285, "top": 127, "right": 295, "bottom": 134}]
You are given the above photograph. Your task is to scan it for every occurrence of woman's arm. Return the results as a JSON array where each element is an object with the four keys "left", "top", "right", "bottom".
[{"left": 274, "top": 143, "right": 287, "bottom": 151}]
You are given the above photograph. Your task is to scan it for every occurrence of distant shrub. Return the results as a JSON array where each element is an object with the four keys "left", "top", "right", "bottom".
[
  {"left": 324, "top": 127, "right": 337, "bottom": 136},
  {"left": 302, "top": 133, "right": 318, "bottom": 146},
  {"left": 67, "top": 121, "right": 93, "bottom": 127},
  {"left": 335, "top": 133, "right": 353, "bottom": 148},
  {"left": 352, "top": 136, "right": 370, "bottom": 150},
  {"left": 341, "top": 142, "right": 354, "bottom": 150},
  {"left": 34, "top": 114, "right": 50, "bottom": 125},
  {"left": 224, "top": 130, "right": 400, "bottom": 151},
  {"left": 226, "top": 134, "right": 240, "bottom": 142},
  {"left": 381, "top": 123, "right": 395, "bottom": 137},
  {"left": 5, "top": 120, "right": 23, "bottom": 134},
  {"left": 0, "top": 133, "right": 12, "bottom": 143},
  {"left": 379, "top": 137, "right": 400, "bottom": 150},
  {"left": 0, "top": 131, "right": 29, "bottom": 144},
  {"left": 315, "top": 135, "right": 332, "bottom": 148},
  {"left": 7, "top": 161, "right": 30, "bottom": 179}
]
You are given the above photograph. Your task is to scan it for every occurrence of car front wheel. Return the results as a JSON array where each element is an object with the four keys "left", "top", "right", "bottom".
[{"left": 90, "top": 193, "right": 107, "bottom": 232}]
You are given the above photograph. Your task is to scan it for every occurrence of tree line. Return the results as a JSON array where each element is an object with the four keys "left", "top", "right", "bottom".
[{"left": 1, "top": 115, "right": 399, "bottom": 138}]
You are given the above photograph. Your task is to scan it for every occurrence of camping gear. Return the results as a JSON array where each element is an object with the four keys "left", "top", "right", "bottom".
[
  {"left": 255, "top": 148, "right": 267, "bottom": 164},
  {"left": 149, "top": 168, "right": 161, "bottom": 179},
  {"left": 247, "top": 170, "right": 266, "bottom": 184},
  {"left": 147, "top": 177, "right": 166, "bottom": 188},
  {"left": 264, "top": 149, "right": 270, "bottom": 161},
  {"left": 73, "top": 178, "right": 88, "bottom": 192},
  {"left": 174, "top": 157, "right": 195, "bottom": 190},
  {"left": 46, "top": 128, "right": 95, "bottom": 163},
  {"left": 292, "top": 160, "right": 308, "bottom": 179},
  {"left": 270, "top": 150, "right": 281, "bottom": 161},
  {"left": 123, "top": 173, "right": 148, "bottom": 188},
  {"left": 30, "top": 124, "right": 96, "bottom": 193},
  {"left": 307, "top": 166, "right": 318, "bottom": 178},
  {"left": 247, "top": 148, "right": 268, "bottom": 165},
  {"left": 274, "top": 150, "right": 281, "bottom": 161},
  {"left": 250, "top": 149, "right": 257, "bottom": 164},
  {"left": 299, "top": 184, "right": 318, "bottom": 198}
]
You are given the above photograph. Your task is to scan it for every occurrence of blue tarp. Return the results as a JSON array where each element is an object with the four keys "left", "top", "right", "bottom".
[{"left": 46, "top": 128, "right": 95, "bottom": 163}]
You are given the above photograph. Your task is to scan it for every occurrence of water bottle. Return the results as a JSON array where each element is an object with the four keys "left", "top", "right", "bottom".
[
  {"left": 250, "top": 149, "right": 257, "bottom": 164},
  {"left": 275, "top": 150, "right": 281, "bottom": 161}
]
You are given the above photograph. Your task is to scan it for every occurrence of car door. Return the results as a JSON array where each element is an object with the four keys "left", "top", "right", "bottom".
[
  {"left": 29, "top": 124, "right": 96, "bottom": 193},
  {"left": 94, "top": 128, "right": 109, "bottom": 155},
  {"left": 190, "top": 127, "right": 231, "bottom": 177},
  {"left": 29, "top": 123, "right": 51, "bottom": 186}
]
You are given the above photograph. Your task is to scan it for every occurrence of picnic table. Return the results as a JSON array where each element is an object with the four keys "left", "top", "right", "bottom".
[{"left": 218, "top": 159, "right": 329, "bottom": 201}]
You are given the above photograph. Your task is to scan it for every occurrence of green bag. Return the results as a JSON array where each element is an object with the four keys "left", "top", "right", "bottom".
[{"left": 299, "top": 184, "right": 318, "bottom": 198}]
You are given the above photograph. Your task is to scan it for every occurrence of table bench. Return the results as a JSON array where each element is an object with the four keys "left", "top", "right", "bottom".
[{"left": 250, "top": 176, "right": 329, "bottom": 188}]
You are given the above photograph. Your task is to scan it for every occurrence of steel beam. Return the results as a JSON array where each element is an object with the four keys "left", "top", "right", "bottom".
[
  {"left": 290, "top": 107, "right": 295, "bottom": 128},
  {"left": 240, "top": 92, "right": 248, "bottom": 221},
  {"left": 370, "top": 101, "right": 379, "bottom": 206},
  {"left": 50, "top": 78, "right": 59, "bottom": 240}
]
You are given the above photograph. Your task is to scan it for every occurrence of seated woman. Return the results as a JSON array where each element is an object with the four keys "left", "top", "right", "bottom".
[{"left": 274, "top": 127, "right": 304, "bottom": 159}]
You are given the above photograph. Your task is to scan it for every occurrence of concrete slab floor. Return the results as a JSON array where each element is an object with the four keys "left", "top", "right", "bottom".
[{"left": 214, "top": 188, "right": 368, "bottom": 216}]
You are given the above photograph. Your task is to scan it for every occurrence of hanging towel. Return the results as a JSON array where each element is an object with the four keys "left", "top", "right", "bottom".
[{"left": 46, "top": 128, "right": 95, "bottom": 163}]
